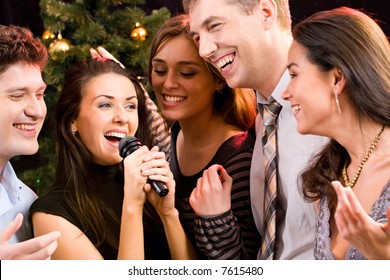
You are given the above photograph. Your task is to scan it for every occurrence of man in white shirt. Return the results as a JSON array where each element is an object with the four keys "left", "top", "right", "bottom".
[
  {"left": 0, "top": 24, "right": 60, "bottom": 260},
  {"left": 184, "top": 0, "right": 329, "bottom": 259}
]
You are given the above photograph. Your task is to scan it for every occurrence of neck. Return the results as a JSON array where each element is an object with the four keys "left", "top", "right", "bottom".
[
  {"left": 0, "top": 158, "right": 8, "bottom": 177},
  {"left": 338, "top": 121, "right": 386, "bottom": 163},
  {"left": 342, "top": 123, "right": 386, "bottom": 188},
  {"left": 256, "top": 33, "right": 292, "bottom": 98}
]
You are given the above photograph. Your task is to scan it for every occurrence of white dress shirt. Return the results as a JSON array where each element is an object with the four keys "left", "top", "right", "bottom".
[
  {"left": 0, "top": 162, "right": 37, "bottom": 243},
  {"left": 250, "top": 71, "right": 329, "bottom": 259}
]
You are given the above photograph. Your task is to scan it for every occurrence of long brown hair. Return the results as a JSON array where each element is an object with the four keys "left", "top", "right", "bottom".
[
  {"left": 52, "top": 58, "right": 154, "bottom": 248},
  {"left": 296, "top": 7, "right": 390, "bottom": 214}
]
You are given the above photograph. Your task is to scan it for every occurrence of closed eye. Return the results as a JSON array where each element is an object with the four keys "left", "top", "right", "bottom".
[
  {"left": 98, "top": 102, "right": 112, "bottom": 108},
  {"left": 154, "top": 69, "right": 167, "bottom": 76}
]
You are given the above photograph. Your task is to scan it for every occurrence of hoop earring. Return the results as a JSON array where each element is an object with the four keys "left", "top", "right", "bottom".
[{"left": 334, "top": 90, "right": 341, "bottom": 115}]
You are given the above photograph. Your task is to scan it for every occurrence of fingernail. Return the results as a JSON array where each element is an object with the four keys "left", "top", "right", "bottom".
[
  {"left": 141, "top": 167, "right": 150, "bottom": 175},
  {"left": 143, "top": 155, "right": 151, "bottom": 161}
]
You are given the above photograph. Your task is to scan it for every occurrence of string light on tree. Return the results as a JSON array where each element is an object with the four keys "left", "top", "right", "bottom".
[
  {"left": 49, "top": 33, "right": 71, "bottom": 53},
  {"left": 130, "top": 22, "right": 148, "bottom": 42}
]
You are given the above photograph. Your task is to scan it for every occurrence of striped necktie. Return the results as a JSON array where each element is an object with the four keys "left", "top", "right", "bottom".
[{"left": 259, "top": 97, "right": 282, "bottom": 260}]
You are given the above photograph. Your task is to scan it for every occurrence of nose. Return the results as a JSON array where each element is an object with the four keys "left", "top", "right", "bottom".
[
  {"left": 163, "top": 71, "right": 179, "bottom": 90},
  {"left": 281, "top": 85, "right": 292, "bottom": 101},
  {"left": 113, "top": 106, "right": 129, "bottom": 123},
  {"left": 198, "top": 35, "right": 217, "bottom": 60},
  {"left": 25, "top": 96, "right": 46, "bottom": 119}
]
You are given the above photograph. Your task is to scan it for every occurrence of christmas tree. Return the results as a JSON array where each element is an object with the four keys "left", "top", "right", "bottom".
[{"left": 12, "top": 0, "right": 171, "bottom": 195}]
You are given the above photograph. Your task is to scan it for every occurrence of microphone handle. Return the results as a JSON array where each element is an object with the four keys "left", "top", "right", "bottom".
[{"left": 147, "top": 178, "right": 169, "bottom": 197}]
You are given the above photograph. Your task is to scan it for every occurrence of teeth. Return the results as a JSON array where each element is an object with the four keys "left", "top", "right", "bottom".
[
  {"left": 217, "top": 55, "right": 234, "bottom": 70},
  {"left": 293, "top": 105, "right": 301, "bottom": 113},
  {"left": 14, "top": 124, "right": 35, "bottom": 130},
  {"left": 104, "top": 132, "right": 126, "bottom": 138},
  {"left": 164, "top": 95, "right": 185, "bottom": 103}
]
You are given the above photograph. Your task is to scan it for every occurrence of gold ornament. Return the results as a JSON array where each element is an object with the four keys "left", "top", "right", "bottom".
[
  {"left": 49, "top": 33, "right": 71, "bottom": 53},
  {"left": 342, "top": 125, "right": 385, "bottom": 188},
  {"left": 42, "top": 30, "right": 56, "bottom": 40},
  {"left": 130, "top": 22, "right": 148, "bottom": 42}
]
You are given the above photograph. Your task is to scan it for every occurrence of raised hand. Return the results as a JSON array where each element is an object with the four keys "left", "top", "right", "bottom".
[
  {"left": 141, "top": 147, "right": 176, "bottom": 217},
  {"left": 0, "top": 213, "right": 60, "bottom": 260},
  {"left": 332, "top": 181, "right": 390, "bottom": 259},
  {"left": 90, "top": 46, "right": 125, "bottom": 68},
  {"left": 189, "top": 164, "right": 233, "bottom": 217}
]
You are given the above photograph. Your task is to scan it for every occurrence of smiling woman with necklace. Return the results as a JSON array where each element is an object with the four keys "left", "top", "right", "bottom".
[{"left": 282, "top": 7, "right": 390, "bottom": 259}]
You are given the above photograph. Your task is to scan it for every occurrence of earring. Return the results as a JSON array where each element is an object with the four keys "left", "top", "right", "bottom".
[
  {"left": 72, "top": 129, "right": 77, "bottom": 135},
  {"left": 334, "top": 89, "right": 341, "bottom": 115}
]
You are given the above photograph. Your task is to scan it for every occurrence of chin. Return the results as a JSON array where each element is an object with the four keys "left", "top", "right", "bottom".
[
  {"left": 22, "top": 144, "right": 39, "bottom": 155},
  {"left": 296, "top": 125, "right": 310, "bottom": 136}
]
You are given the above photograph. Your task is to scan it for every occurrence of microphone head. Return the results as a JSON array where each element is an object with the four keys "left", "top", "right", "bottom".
[{"left": 119, "top": 136, "right": 142, "bottom": 158}]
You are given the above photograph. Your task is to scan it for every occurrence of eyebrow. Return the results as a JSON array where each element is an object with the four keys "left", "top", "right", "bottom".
[
  {"left": 94, "top": 95, "right": 137, "bottom": 101},
  {"left": 5, "top": 85, "right": 47, "bottom": 93},
  {"left": 152, "top": 57, "right": 202, "bottom": 67},
  {"left": 287, "top": 63, "right": 298, "bottom": 69}
]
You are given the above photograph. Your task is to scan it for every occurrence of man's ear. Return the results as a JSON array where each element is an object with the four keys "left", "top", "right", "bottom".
[{"left": 259, "top": 0, "right": 277, "bottom": 30}]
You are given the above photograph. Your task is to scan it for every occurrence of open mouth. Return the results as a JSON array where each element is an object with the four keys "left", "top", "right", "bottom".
[
  {"left": 292, "top": 105, "right": 301, "bottom": 114},
  {"left": 14, "top": 124, "right": 36, "bottom": 130},
  {"left": 216, "top": 54, "right": 235, "bottom": 72},
  {"left": 163, "top": 95, "right": 186, "bottom": 103},
  {"left": 104, "top": 131, "right": 126, "bottom": 143}
]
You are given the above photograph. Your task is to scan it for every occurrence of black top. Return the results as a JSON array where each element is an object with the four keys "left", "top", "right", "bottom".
[
  {"left": 170, "top": 122, "right": 260, "bottom": 259},
  {"left": 29, "top": 163, "right": 171, "bottom": 260}
]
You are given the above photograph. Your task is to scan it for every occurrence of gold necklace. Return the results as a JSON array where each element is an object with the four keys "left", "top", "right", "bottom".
[{"left": 342, "top": 125, "right": 385, "bottom": 188}]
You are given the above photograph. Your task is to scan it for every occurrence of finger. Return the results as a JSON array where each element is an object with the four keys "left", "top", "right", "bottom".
[
  {"left": 143, "top": 150, "right": 165, "bottom": 162},
  {"left": 90, "top": 48, "right": 101, "bottom": 58},
  {"left": 190, "top": 179, "right": 202, "bottom": 207},
  {"left": 0, "top": 213, "right": 23, "bottom": 243},
  {"left": 14, "top": 231, "right": 61, "bottom": 259},
  {"left": 205, "top": 167, "right": 224, "bottom": 191},
  {"left": 150, "top": 146, "right": 160, "bottom": 152},
  {"left": 193, "top": 177, "right": 203, "bottom": 199},
  {"left": 20, "top": 239, "right": 59, "bottom": 260},
  {"left": 332, "top": 182, "right": 349, "bottom": 228},
  {"left": 332, "top": 181, "right": 352, "bottom": 209},
  {"left": 199, "top": 170, "right": 211, "bottom": 195},
  {"left": 97, "top": 46, "right": 125, "bottom": 68},
  {"left": 144, "top": 183, "right": 152, "bottom": 193},
  {"left": 343, "top": 186, "right": 366, "bottom": 224}
]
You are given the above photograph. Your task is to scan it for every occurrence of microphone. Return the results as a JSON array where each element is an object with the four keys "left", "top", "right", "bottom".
[{"left": 119, "top": 136, "right": 169, "bottom": 197}]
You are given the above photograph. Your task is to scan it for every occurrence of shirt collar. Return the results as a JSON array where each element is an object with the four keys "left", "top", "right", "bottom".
[
  {"left": 0, "top": 162, "right": 24, "bottom": 203},
  {"left": 256, "top": 70, "right": 290, "bottom": 115}
]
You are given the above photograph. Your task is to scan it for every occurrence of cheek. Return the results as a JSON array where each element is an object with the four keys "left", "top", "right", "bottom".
[
  {"left": 130, "top": 114, "right": 139, "bottom": 134},
  {"left": 40, "top": 100, "right": 47, "bottom": 116},
  {"left": 151, "top": 75, "right": 164, "bottom": 91}
]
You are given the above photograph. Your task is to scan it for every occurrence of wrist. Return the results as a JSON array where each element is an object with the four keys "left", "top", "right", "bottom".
[{"left": 159, "top": 208, "right": 179, "bottom": 223}]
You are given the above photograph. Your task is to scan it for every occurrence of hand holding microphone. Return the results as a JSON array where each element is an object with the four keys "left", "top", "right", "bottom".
[{"left": 119, "top": 136, "right": 169, "bottom": 197}]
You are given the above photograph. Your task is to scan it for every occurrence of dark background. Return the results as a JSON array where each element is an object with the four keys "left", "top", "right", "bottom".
[{"left": 0, "top": 0, "right": 389, "bottom": 37}]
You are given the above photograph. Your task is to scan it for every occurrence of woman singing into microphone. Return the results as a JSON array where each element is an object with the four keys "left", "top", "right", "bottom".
[{"left": 29, "top": 58, "right": 196, "bottom": 260}]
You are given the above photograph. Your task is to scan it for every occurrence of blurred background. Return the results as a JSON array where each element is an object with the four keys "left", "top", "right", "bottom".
[
  {"left": 0, "top": 0, "right": 388, "bottom": 194},
  {"left": 1, "top": 0, "right": 388, "bottom": 37}
]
